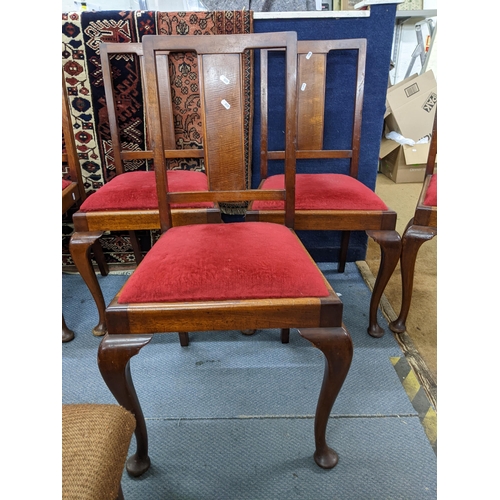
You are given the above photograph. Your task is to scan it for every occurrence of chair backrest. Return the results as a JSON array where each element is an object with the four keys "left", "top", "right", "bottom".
[
  {"left": 425, "top": 108, "right": 437, "bottom": 177},
  {"left": 260, "top": 38, "right": 366, "bottom": 180},
  {"left": 62, "top": 70, "right": 86, "bottom": 202},
  {"left": 142, "top": 32, "right": 298, "bottom": 233},
  {"left": 100, "top": 42, "right": 199, "bottom": 177}
]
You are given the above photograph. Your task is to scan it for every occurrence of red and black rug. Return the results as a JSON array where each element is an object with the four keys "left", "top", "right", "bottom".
[{"left": 62, "top": 9, "right": 253, "bottom": 267}]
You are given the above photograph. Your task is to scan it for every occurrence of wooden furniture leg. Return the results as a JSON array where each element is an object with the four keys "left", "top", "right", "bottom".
[
  {"left": 98, "top": 333, "right": 154, "bottom": 477},
  {"left": 299, "top": 326, "right": 353, "bottom": 469},
  {"left": 128, "top": 230, "right": 143, "bottom": 266},
  {"left": 389, "top": 223, "right": 437, "bottom": 334},
  {"left": 91, "top": 239, "right": 109, "bottom": 276},
  {"left": 280, "top": 328, "right": 290, "bottom": 344},
  {"left": 366, "top": 230, "right": 402, "bottom": 338},
  {"left": 70, "top": 231, "right": 107, "bottom": 336},
  {"left": 97, "top": 327, "right": 352, "bottom": 475},
  {"left": 178, "top": 331, "right": 190, "bottom": 347},
  {"left": 62, "top": 314, "right": 75, "bottom": 343},
  {"left": 338, "top": 231, "right": 351, "bottom": 273}
]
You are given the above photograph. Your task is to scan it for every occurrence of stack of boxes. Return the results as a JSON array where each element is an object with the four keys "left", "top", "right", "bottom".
[{"left": 379, "top": 69, "right": 437, "bottom": 183}]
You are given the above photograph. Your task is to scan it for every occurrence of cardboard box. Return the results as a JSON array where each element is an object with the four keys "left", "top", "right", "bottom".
[
  {"left": 379, "top": 138, "right": 436, "bottom": 183},
  {"left": 380, "top": 147, "right": 426, "bottom": 184},
  {"left": 397, "top": 0, "right": 423, "bottom": 10},
  {"left": 385, "top": 70, "right": 437, "bottom": 142}
]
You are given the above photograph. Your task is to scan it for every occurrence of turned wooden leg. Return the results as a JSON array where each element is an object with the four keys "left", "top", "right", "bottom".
[
  {"left": 338, "top": 231, "right": 351, "bottom": 273},
  {"left": 62, "top": 314, "right": 75, "bottom": 343},
  {"left": 128, "top": 230, "right": 143, "bottom": 266},
  {"left": 298, "top": 326, "right": 353, "bottom": 469},
  {"left": 70, "top": 231, "right": 107, "bottom": 336},
  {"left": 366, "top": 230, "right": 402, "bottom": 338},
  {"left": 280, "top": 328, "right": 290, "bottom": 344},
  {"left": 98, "top": 333, "right": 154, "bottom": 477},
  {"left": 389, "top": 224, "right": 437, "bottom": 334}
]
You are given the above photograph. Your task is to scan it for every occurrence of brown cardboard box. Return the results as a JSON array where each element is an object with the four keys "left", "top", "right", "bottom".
[
  {"left": 380, "top": 70, "right": 437, "bottom": 183},
  {"left": 379, "top": 140, "right": 436, "bottom": 183},
  {"left": 384, "top": 73, "right": 419, "bottom": 117},
  {"left": 397, "top": 0, "right": 423, "bottom": 10},
  {"left": 385, "top": 70, "right": 437, "bottom": 142}
]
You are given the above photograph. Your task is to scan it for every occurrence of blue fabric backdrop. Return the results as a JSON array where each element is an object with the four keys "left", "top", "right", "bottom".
[{"left": 252, "top": 4, "right": 397, "bottom": 261}]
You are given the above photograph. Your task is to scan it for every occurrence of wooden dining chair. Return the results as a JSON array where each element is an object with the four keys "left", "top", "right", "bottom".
[
  {"left": 97, "top": 31, "right": 353, "bottom": 478},
  {"left": 62, "top": 71, "right": 108, "bottom": 342},
  {"left": 246, "top": 39, "right": 401, "bottom": 338},
  {"left": 69, "top": 42, "right": 221, "bottom": 338},
  {"left": 389, "top": 111, "right": 437, "bottom": 334}
]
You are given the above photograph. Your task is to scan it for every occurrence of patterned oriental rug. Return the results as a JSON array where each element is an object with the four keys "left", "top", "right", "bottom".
[{"left": 62, "top": 10, "right": 253, "bottom": 267}]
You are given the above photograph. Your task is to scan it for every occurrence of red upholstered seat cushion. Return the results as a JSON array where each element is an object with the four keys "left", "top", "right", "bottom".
[
  {"left": 79, "top": 170, "right": 213, "bottom": 212},
  {"left": 251, "top": 174, "right": 388, "bottom": 211},
  {"left": 62, "top": 179, "right": 72, "bottom": 190},
  {"left": 118, "top": 222, "right": 330, "bottom": 303},
  {"left": 423, "top": 174, "right": 437, "bottom": 206}
]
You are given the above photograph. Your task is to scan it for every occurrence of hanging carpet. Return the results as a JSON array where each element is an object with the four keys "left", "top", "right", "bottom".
[{"left": 62, "top": 10, "right": 254, "bottom": 267}]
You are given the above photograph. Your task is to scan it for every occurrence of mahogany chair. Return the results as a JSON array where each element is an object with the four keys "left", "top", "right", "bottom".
[
  {"left": 389, "top": 111, "right": 437, "bottom": 334},
  {"left": 97, "top": 32, "right": 353, "bottom": 478},
  {"left": 69, "top": 42, "right": 221, "bottom": 337},
  {"left": 246, "top": 39, "right": 401, "bottom": 338},
  {"left": 62, "top": 72, "right": 108, "bottom": 342}
]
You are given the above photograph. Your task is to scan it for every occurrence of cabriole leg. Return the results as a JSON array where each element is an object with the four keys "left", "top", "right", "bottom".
[
  {"left": 298, "top": 326, "right": 353, "bottom": 469},
  {"left": 98, "top": 333, "right": 154, "bottom": 477},
  {"left": 366, "top": 230, "right": 402, "bottom": 338},
  {"left": 389, "top": 224, "right": 437, "bottom": 334},
  {"left": 70, "top": 231, "right": 107, "bottom": 336}
]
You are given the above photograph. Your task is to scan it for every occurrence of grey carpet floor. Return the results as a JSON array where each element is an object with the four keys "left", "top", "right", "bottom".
[{"left": 62, "top": 262, "right": 437, "bottom": 499}]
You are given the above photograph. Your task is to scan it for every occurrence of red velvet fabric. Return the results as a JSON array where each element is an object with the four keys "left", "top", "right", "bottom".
[
  {"left": 251, "top": 174, "right": 388, "bottom": 211},
  {"left": 62, "top": 179, "right": 72, "bottom": 190},
  {"left": 118, "top": 222, "right": 330, "bottom": 303},
  {"left": 423, "top": 174, "right": 437, "bottom": 206},
  {"left": 79, "top": 171, "right": 213, "bottom": 212}
]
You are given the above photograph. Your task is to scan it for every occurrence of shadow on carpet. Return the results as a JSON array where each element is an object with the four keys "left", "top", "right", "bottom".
[{"left": 62, "top": 262, "right": 436, "bottom": 500}]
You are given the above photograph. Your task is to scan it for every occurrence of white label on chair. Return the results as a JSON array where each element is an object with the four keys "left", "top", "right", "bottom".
[
  {"left": 72, "top": 193, "right": 75, "bottom": 200},
  {"left": 221, "top": 99, "right": 230, "bottom": 109},
  {"left": 220, "top": 75, "right": 230, "bottom": 84},
  {"left": 306, "top": 51, "right": 313, "bottom": 59},
  {"left": 301, "top": 83, "right": 307, "bottom": 91}
]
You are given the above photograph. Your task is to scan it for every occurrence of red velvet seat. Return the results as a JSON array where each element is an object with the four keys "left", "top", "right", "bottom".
[
  {"left": 423, "top": 174, "right": 437, "bottom": 207},
  {"left": 118, "top": 222, "right": 329, "bottom": 304},
  {"left": 252, "top": 174, "right": 388, "bottom": 211},
  {"left": 79, "top": 170, "right": 213, "bottom": 212}
]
